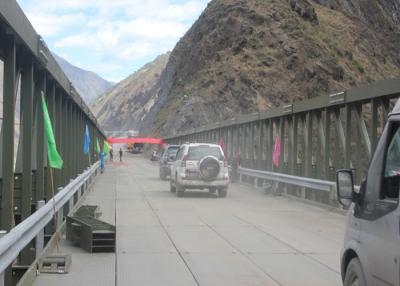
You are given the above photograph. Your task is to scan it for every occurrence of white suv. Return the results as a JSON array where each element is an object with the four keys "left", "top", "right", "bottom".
[{"left": 170, "top": 143, "right": 229, "bottom": 197}]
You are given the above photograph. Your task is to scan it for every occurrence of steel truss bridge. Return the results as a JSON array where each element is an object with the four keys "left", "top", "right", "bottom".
[{"left": 0, "top": 0, "right": 400, "bottom": 285}]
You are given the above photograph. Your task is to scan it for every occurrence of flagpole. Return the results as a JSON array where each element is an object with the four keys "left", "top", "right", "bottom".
[{"left": 49, "top": 167, "right": 60, "bottom": 252}]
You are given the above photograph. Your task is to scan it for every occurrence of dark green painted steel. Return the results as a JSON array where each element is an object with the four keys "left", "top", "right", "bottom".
[
  {"left": 0, "top": 0, "right": 102, "bottom": 129},
  {"left": 166, "top": 79, "right": 400, "bottom": 185},
  {"left": 20, "top": 55, "right": 35, "bottom": 265},
  {"left": 35, "top": 73, "right": 46, "bottom": 201},
  {"left": 1, "top": 34, "right": 16, "bottom": 232},
  {"left": 21, "top": 57, "right": 34, "bottom": 221},
  {"left": 0, "top": 4, "right": 106, "bottom": 283}
]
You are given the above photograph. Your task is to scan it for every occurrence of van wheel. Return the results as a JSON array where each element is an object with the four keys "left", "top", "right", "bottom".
[
  {"left": 170, "top": 179, "right": 176, "bottom": 192},
  {"left": 218, "top": 187, "right": 227, "bottom": 198},
  {"left": 176, "top": 183, "right": 185, "bottom": 197},
  {"left": 344, "top": 258, "right": 366, "bottom": 286}
]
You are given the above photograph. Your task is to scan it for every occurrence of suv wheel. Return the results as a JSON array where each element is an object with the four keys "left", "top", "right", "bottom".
[
  {"left": 170, "top": 179, "right": 176, "bottom": 192},
  {"left": 344, "top": 258, "right": 366, "bottom": 286},
  {"left": 209, "top": 187, "right": 216, "bottom": 194},
  {"left": 176, "top": 183, "right": 185, "bottom": 197},
  {"left": 218, "top": 187, "right": 227, "bottom": 198}
]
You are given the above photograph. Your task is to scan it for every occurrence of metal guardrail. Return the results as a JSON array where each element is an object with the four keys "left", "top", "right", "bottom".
[
  {"left": 237, "top": 166, "right": 362, "bottom": 208},
  {"left": 237, "top": 166, "right": 339, "bottom": 206},
  {"left": 238, "top": 167, "right": 336, "bottom": 192},
  {"left": 0, "top": 162, "right": 99, "bottom": 276}
]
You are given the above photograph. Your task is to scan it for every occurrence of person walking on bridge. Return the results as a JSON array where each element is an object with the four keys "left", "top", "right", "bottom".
[
  {"left": 100, "top": 151, "right": 105, "bottom": 173},
  {"left": 119, "top": 148, "right": 123, "bottom": 162},
  {"left": 110, "top": 148, "right": 113, "bottom": 161}
]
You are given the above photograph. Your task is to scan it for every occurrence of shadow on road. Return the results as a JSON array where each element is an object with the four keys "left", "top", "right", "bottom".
[{"left": 175, "top": 190, "right": 219, "bottom": 199}]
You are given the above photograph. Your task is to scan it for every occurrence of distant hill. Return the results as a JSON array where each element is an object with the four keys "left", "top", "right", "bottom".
[
  {"left": 53, "top": 54, "right": 113, "bottom": 104},
  {"left": 92, "top": 53, "right": 170, "bottom": 132}
]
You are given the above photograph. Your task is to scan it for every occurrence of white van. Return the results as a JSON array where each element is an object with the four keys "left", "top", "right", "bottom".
[{"left": 336, "top": 100, "right": 400, "bottom": 286}]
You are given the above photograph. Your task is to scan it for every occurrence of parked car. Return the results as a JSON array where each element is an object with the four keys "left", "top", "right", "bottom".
[
  {"left": 336, "top": 99, "right": 400, "bottom": 286},
  {"left": 170, "top": 143, "right": 229, "bottom": 197},
  {"left": 159, "top": 145, "right": 180, "bottom": 179}
]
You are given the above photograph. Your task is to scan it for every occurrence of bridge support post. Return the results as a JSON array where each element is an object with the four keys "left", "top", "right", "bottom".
[
  {"left": 21, "top": 56, "right": 35, "bottom": 265},
  {"left": 35, "top": 201, "right": 45, "bottom": 259},
  {"left": 0, "top": 230, "right": 6, "bottom": 286},
  {"left": 35, "top": 72, "right": 46, "bottom": 202},
  {"left": 1, "top": 33, "right": 16, "bottom": 232},
  {"left": 56, "top": 188, "right": 64, "bottom": 229}
]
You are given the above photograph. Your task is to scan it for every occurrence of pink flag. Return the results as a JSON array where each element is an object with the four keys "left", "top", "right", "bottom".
[
  {"left": 273, "top": 136, "right": 281, "bottom": 167},
  {"left": 219, "top": 138, "right": 225, "bottom": 154}
]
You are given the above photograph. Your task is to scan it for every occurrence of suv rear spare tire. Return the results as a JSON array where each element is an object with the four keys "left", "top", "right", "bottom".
[{"left": 199, "top": 156, "right": 220, "bottom": 181}]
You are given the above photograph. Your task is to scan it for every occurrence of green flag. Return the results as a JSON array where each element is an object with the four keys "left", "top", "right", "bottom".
[
  {"left": 104, "top": 141, "right": 110, "bottom": 154},
  {"left": 41, "top": 93, "right": 63, "bottom": 169},
  {"left": 96, "top": 138, "right": 101, "bottom": 154}
]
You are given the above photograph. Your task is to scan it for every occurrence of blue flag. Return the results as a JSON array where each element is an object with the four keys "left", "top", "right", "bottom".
[{"left": 83, "top": 125, "right": 91, "bottom": 154}]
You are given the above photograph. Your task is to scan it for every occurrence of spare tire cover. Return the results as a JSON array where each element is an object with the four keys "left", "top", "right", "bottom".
[{"left": 199, "top": 156, "right": 220, "bottom": 181}]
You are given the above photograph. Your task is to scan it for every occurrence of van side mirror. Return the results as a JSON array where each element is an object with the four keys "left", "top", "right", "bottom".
[{"left": 336, "top": 169, "right": 355, "bottom": 207}]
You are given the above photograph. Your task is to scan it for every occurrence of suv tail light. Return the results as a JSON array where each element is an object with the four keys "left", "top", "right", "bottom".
[{"left": 181, "top": 155, "right": 188, "bottom": 167}]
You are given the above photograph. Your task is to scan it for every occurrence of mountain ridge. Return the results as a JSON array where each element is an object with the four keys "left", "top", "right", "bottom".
[
  {"left": 53, "top": 54, "right": 113, "bottom": 104},
  {"left": 92, "top": 53, "right": 170, "bottom": 132}
]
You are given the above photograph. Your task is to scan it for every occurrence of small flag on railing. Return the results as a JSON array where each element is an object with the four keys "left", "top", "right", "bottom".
[
  {"left": 83, "top": 125, "right": 91, "bottom": 155},
  {"left": 104, "top": 141, "right": 110, "bottom": 154},
  {"left": 96, "top": 138, "right": 101, "bottom": 154},
  {"left": 41, "top": 92, "right": 63, "bottom": 169},
  {"left": 272, "top": 136, "right": 281, "bottom": 167}
]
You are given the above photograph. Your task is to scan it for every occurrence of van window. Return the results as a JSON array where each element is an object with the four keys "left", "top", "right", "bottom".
[
  {"left": 361, "top": 122, "right": 399, "bottom": 220},
  {"left": 382, "top": 126, "right": 400, "bottom": 200}
]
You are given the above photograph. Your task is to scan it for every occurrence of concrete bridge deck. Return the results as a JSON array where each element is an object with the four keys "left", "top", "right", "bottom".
[{"left": 33, "top": 153, "right": 345, "bottom": 286}]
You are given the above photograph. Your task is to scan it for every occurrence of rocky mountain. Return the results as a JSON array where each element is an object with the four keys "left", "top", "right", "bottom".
[
  {"left": 94, "top": 0, "right": 400, "bottom": 136},
  {"left": 53, "top": 54, "right": 113, "bottom": 104},
  {"left": 91, "top": 53, "right": 170, "bottom": 132}
]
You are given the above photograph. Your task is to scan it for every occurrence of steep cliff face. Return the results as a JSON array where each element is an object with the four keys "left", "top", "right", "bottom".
[
  {"left": 140, "top": 0, "right": 400, "bottom": 136},
  {"left": 314, "top": 0, "right": 400, "bottom": 30},
  {"left": 92, "top": 0, "right": 400, "bottom": 136},
  {"left": 54, "top": 54, "right": 113, "bottom": 104},
  {"left": 92, "top": 53, "right": 170, "bottom": 132}
]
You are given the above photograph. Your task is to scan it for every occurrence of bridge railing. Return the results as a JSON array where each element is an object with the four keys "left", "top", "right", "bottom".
[
  {"left": 236, "top": 166, "right": 338, "bottom": 206},
  {"left": 165, "top": 79, "right": 400, "bottom": 203},
  {"left": 0, "top": 162, "right": 99, "bottom": 285},
  {"left": 0, "top": 0, "right": 107, "bottom": 284}
]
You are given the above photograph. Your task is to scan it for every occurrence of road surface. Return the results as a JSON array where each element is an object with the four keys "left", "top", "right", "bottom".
[{"left": 34, "top": 153, "right": 345, "bottom": 286}]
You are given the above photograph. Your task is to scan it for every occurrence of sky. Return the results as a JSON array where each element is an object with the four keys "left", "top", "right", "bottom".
[{"left": 16, "top": 0, "right": 210, "bottom": 83}]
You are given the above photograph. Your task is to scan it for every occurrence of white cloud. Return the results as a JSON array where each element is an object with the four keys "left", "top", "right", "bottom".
[
  {"left": 17, "top": 0, "right": 210, "bottom": 80},
  {"left": 55, "top": 17, "right": 188, "bottom": 62},
  {"left": 26, "top": 12, "right": 86, "bottom": 37}
]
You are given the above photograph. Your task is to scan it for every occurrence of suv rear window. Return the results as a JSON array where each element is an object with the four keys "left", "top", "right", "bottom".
[{"left": 187, "top": 146, "right": 222, "bottom": 160}]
